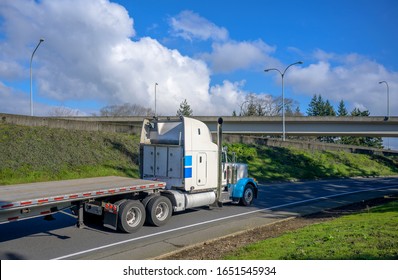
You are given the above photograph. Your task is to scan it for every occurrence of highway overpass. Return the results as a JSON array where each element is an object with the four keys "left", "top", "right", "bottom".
[
  {"left": 1, "top": 113, "right": 397, "bottom": 137},
  {"left": 62, "top": 115, "right": 398, "bottom": 137}
]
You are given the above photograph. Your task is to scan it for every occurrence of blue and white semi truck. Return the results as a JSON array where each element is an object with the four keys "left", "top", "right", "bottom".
[{"left": 0, "top": 117, "right": 258, "bottom": 233}]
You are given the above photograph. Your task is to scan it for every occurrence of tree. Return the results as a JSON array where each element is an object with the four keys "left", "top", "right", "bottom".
[
  {"left": 307, "top": 94, "right": 336, "bottom": 117},
  {"left": 100, "top": 103, "right": 154, "bottom": 116},
  {"left": 48, "top": 106, "right": 81, "bottom": 116},
  {"left": 306, "top": 94, "right": 337, "bottom": 143},
  {"left": 339, "top": 108, "right": 383, "bottom": 148},
  {"left": 337, "top": 100, "right": 348, "bottom": 116},
  {"left": 307, "top": 94, "right": 322, "bottom": 116},
  {"left": 293, "top": 106, "right": 303, "bottom": 116},
  {"left": 239, "top": 93, "right": 299, "bottom": 117},
  {"left": 177, "top": 99, "right": 193, "bottom": 117},
  {"left": 324, "top": 100, "right": 336, "bottom": 116}
]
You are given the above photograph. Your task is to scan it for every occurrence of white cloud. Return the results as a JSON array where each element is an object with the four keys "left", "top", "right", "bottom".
[
  {"left": 169, "top": 10, "right": 229, "bottom": 42},
  {"left": 201, "top": 40, "right": 278, "bottom": 73},
  {"left": 0, "top": 0, "right": 234, "bottom": 116},
  {"left": 169, "top": 10, "right": 279, "bottom": 74},
  {"left": 209, "top": 80, "right": 247, "bottom": 115},
  {"left": 288, "top": 52, "right": 398, "bottom": 116},
  {"left": 105, "top": 37, "right": 212, "bottom": 115}
]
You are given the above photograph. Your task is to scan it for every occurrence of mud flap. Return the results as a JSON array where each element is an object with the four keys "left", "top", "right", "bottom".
[
  {"left": 103, "top": 211, "right": 118, "bottom": 231},
  {"left": 103, "top": 200, "right": 125, "bottom": 231}
]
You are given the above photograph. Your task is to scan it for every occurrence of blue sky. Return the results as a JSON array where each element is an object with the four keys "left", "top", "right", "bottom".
[{"left": 0, "top": 0, "right": 397, "bottom": 119}]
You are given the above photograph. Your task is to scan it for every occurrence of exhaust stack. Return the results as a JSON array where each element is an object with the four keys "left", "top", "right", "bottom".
[{"left": 216, "top": 117, "right": 223, "bottom": 206}]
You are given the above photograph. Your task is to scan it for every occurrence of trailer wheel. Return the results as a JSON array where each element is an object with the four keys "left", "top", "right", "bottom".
[
  {"left": 117, "top": 200, "right": 146, "bottom": 233},
  {"left": 146, "top": 196, "right": 172, "bottom": 227},
  {"left": 240, "top": 184, "right": 254, "bottom": 206}
]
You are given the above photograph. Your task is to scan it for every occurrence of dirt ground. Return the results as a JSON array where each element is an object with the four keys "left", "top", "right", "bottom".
[{"left": 157, "top": 195, "right": 398, "bottom": 260}]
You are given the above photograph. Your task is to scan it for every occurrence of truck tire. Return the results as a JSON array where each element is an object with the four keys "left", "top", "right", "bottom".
[
  {"left": 146, "top": 196, "right": 172, "bottom": 227},
  {"left": 117, "top": 200, "right": 146, "bottom": 233},
  {"left": 240, "top": 184, "right": 254, "bottom": 206}
]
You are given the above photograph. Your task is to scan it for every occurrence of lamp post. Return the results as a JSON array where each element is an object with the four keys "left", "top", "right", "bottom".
[
  {"left": 30, "top": 38, "right": 44, "bottom": 116},
  {"left": 154, "top": 82, "right": 158, "bottom": 117},
  {"left": 379, "top": 80, "right": 389, "bottom": 121},
  {"left": 264, "top": 61, "right": 303, "bottom": 141}
]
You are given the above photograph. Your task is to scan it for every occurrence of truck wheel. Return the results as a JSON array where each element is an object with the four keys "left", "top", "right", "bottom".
[
  {"left": 240, "top": 184, "right": 254, "bottom": 206},
  {"left": 117, "top": 200, "right": 146, "bottom": 233},
  {"left": 146, "top": 196, "right": 172, "bottom": 227}
]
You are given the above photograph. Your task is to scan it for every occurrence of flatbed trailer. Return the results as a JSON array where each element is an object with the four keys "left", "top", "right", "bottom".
[{"left": 0, "top": 176, "right": 166, "bottom": 232}]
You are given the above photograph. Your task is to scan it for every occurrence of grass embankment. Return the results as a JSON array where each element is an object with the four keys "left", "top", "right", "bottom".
[
  {"left": 225, "top": 200, "right": 398, "bottom": 260},
  {"left": 226, "top": 143, "right": 398, "bottom": 182},
  {"left": 0, "top": 123, "right": 140, "bottom": 185}
]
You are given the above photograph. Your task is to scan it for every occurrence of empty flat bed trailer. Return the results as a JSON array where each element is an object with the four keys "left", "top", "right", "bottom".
[{"left": 0, "top": 176, "right": 166, "bottom": 232}]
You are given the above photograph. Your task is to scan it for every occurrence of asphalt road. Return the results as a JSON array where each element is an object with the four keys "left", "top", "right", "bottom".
[{"left": 1, "top": 177, "right": 397, "bottom": 260}]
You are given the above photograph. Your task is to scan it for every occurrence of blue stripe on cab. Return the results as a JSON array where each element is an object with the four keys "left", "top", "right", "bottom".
[
  {"left": 184, "top": 167, "right": 192, "bottom": 178},
  {"left": 184, "top": 155, "right": 192, "bottom": 167}
]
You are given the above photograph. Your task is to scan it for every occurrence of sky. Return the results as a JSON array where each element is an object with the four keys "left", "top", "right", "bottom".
[{"left": 0, "top": 0, "right": 397, "bottom": 119}]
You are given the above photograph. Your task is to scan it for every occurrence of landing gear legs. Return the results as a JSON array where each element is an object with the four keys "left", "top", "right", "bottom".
[{"left": 76, "top": 201, "right": 85, "bottom": 229}]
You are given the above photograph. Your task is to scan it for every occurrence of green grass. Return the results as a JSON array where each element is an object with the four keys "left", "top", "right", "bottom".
[
  {"left": 0, "top": 123, "right": 139, "bottom": 185},
  {"left": 225, "top": 143, "right": 398, "bottom": 182},
  {"left": 225, "top": 200, "right": 398, "bottom": 260}
]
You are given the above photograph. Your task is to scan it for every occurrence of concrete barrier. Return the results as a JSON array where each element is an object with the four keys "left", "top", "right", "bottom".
[{"left": 0, "top": 113, "right": 141, "bottom": 134}]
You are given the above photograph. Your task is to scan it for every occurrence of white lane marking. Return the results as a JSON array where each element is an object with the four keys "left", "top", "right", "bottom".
[
  {"left": 59, "top": 210, "right": 77, "bottom": 218},
  {"left": 53, "top": 185, "right": 397, "bottom": 260}
]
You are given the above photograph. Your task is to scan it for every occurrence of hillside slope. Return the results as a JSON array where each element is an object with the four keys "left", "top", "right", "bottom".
[
  {"left": 0, "top": 123, "right": 140, "bottom": 185},
  {"left": 225, "top": 143, "right": 398, "bottom": 182}
]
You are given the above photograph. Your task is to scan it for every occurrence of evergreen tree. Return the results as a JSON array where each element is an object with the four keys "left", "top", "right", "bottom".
[
  {"left": 176, "top": 99, "right": 193, "bottom": 117},
  {"left": 324, "top": 100, "right": 336, "bottom": 116},
  {"left": 307, "top": 94, "right": 336, "bottom": 117},
  {"left": 338, "top": 100, "right": 350, "bottom": 144},
  {"left": 306, "top": 94, "right": 337, "bottom": 143},
  {"left": 307, "top": 94, "right": 321, "bottom": 116},
  {"left": 339, "top": 108, "right": 383, "bottom": 148},
  {"left": 337, "top": 100, "right": 348, "bottom": 116}
]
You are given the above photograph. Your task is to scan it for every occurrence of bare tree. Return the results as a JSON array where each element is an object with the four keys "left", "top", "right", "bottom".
[
  {"left": 100, "top": 103, "right": 154, "bottom": 116},
  {"left": 239, "top": 94, "right": 300, "bottom": 117},
  {"left": 48, "top": 106, "right": 81, "bottom": 116}
]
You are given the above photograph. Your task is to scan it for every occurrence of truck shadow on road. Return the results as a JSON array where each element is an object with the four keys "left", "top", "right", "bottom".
[{"left": 0, "top": 213, "right": 75, "bottom": 243}]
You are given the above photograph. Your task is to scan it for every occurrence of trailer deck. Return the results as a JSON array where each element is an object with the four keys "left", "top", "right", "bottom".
[{"left": 0, "top": 176, "right": 165, "bottom": 212}]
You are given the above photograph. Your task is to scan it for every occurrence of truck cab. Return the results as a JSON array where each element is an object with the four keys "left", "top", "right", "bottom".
[{"left": 140, "top": 116, "right": 257, "bottom": 209}]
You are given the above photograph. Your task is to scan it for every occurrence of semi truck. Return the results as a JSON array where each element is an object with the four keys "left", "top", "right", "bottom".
[{"left": 0, "top": 117, "right": 258, "bottom": 233}]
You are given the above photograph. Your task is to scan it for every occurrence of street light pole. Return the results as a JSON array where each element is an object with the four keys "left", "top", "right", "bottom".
[
  {"left": 30, "top": 38, "right": 44, "bottom": 116},
  {"left": 379, "top": 81, "right": 390, "bottom": 120},
  {"left": 154, "top": 82, "right": 158, "bottom": 117},
  {"left": 264, "top": 61, "right": 303, "bottom": 141}
]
